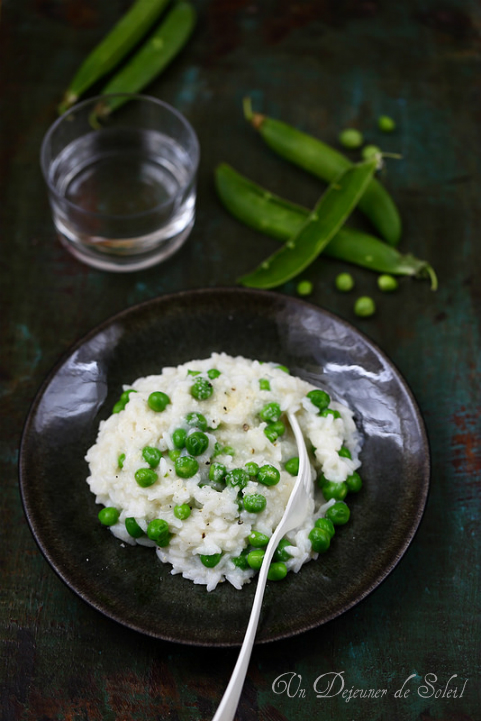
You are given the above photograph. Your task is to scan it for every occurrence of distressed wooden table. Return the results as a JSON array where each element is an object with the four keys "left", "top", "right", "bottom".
[{"left": 1, "top": 1, "right": 480, "bottom": 719}]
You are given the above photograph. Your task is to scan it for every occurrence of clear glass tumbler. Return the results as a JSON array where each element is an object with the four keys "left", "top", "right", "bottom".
[{"left": 40, "top": 94, "right": 200, "bottom": 272}]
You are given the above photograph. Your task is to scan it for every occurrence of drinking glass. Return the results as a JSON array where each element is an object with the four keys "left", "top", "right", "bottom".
[{"left": 40, "top": 94, "right": 200, "bottom": 272}]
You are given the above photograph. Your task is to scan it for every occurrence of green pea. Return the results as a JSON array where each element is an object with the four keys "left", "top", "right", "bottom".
[
  {"left": 191, "top": 377, "right": 213, "bottom": 400},
  {"left": 259, "top": 378, "right": 271, "bottom": 391},
  {"left": 147, "top": 391, "right": 170, "bottom": 412},
  {"left": 225, "top": 468, "right": 250, "bottom": 489},
  {"left": 338, "top": 446, "right": 352, "bottom": 459},
  {"left": 308, "top": 527, "right": 331, "bottom": 553},
  {"left": 112, "top": 389, "right": 137, "bottom": 414},
  {"left": 245, "top": 461, "right": 259, "bottom": 476},
  {"left": 267, "top": 562, "right": 288, "bottom": 581},
  {"left": 185, "top": 412, "right": 208, "bottom": 431},
  {"left": 297, "top": 279, "right": 313, "bottom": 296},
  {"left": 275, "top": 365, "right": 290, "bottom": 374},
  {"left": 335, "top": 272, "right": 355, "bottom": 292},
  {"left": 315, "top": 517, "right": 336, "bottom": 538},
  {"left": 377, "top": 273, "right": 398, "bottom": 292},
  {"left": 98, "top": 507, "right": 119, "bottom": 526},
  {"left": 222, "top": 445, "right": 236, "bottom": 456},
  {"left": 247, "top": 549, "right": 265, "bottom": 570},
  {"left": 200, "top": 553, "right": 222, "bottom": 568},
  {"left": 354, "top": 296, "right": 376, "bottom": 317},
  {"left": 264, "top": 420, "right": 285, "bottom": 443},
  {"left": 326, "top": 501, "right": 351, "bottom": 525},
  {"left": 257, "top": 464, "right": 280, "bottom": 486},
  {"left": 242, "top": 493, "right": 267, "bottom": 513},
  {"left": 173, "top": 504, "right": 191, "bottom": 520},
  {"left": 322, "top": 481, "right": 348, "bottom": 501},
  {"left": 142, "top": 446, "right": 162, "bottom": 468},
  {"left": 172, "top": 427, "right": 187, "bottom": 449},
  {"left": 259, "top": 402, "right": 282, "bottom": 423},
  {"left": 317, "top": 472, "right": 328, "bottom": 489},
  {"left": 168, "top": 449, "right": 181, "bottom": 461},
  {"left": 174, "top": 455, "right": 199, "bottom": 478},
  {"left": 273, "top": 538, "right": 292, "bottom": 562},
  {"left": 378, "top": 114, "right": 396, "bottom": 132},
  {"left": 135, "top": 468, "right": 158, "bottom": 487},
  {"left": 185, "top": 431, "right": 209, "bottom": 456},
  {"left": 339, "top": 128, "right": 363, "bottom": 149},
  {"left": 306, "top": 389, "right": 331, "bottom": 411},
  {"left": 232, "top": 549, "right": 250, "bottom": 570},
  {"left": 117, "top": 453, "right": 126, "bottom": 469},
  {"left": 284, "top": 457, "right": 299, "bottom": 476},
  {"left": 346, "top": 471, "right": 362, "bottom": 493},
  {"left": 209, "top": 462, "right": 227, "bottom": 483},
  {"left": 187, "top": 369, "right": 201, "bottom": 376},
  {"left": 320, "top": 408, "right": 341, "bottom": 419},
  {"left": 125, "top": 517, "right": 144, "bottom": 538},
  {"left": 147, "top": 519, "right": 170, "bottom": 546},
  {"left": 362, "top": 144, "right": 381, "bottom": 161},
  {"left": 248, "top": 530, "right": 270, "bottom": 547},
  {"left": 207, "top": 368, "right": 221, "bottom": 379},
  {"left": 120, "top": 389, "right": 137, "bottom": 404}
]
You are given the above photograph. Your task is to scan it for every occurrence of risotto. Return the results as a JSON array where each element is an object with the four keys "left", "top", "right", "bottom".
[{"left": 86, "top": 353, "right": 362, "bottom": 591}]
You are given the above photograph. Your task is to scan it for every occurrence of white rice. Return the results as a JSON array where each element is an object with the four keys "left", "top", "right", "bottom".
[{"left": 85, "top": 352, "right": 362, "bottom": 591}]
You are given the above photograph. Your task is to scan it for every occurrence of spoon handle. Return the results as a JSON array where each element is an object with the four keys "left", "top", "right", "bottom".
[
  {"left": 212, "top": 413, "right": 310, "bottom": 721},
  {"left": 211, "top": 520, "right": 284, "bottom": 721}
]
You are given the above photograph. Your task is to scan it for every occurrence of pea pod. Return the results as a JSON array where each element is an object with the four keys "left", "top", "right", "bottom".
[
  {"left": 244, "top": 99, "right": 402, "bottom": 246},
  {"left": 58, "top": 0, "right": 172, "bottom": 114},
  {"left": 215, "top": 163, "right": 437, "bottom": 289},
  {"left": 95, "top": 2, "right": 196, "bottom": 117},
  {"left": 238, "top": 157, "right": 378, "bottom": 289}
]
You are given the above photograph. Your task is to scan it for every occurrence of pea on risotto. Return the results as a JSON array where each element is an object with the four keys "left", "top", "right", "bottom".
[{"left": 86, "top": 353, "right": 362, "bottom": 591}]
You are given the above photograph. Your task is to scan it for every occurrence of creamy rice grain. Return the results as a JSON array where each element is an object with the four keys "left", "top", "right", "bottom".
[{"left": 86, "top": 353, "right": 361, "bottom": 590}]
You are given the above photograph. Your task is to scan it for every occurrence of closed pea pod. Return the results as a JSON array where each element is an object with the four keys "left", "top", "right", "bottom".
[
  {"left": 243, "top": 99, "right": 401, "bottom": 245},
  {"left": 58, "top": 0, "right": 171, "bottom": 114},
  {"left": 215, "top": 163, "right": 437, "bottom": 289},
  {"left": 95, "top": 2, "right": 197, "bottom": 118},
  {"left": 238, "top": 157, "right": 378, "bottom": 289}
]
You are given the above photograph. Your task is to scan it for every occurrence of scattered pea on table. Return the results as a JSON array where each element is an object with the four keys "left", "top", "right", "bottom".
[
  {"left": 378, "top": 273, "right": 398, "bottom": 291},
  {"left": 335, "top": 272, "right": 355, "bottom": 292},
  {"left": 354, "top": 296, "right": 376, "bottom": 317},
  {"left": 378, "top": 114, "right": 396, "bottom": 132},
  {"left": 339, "top": 128, "right": 364, "bottom": 149},
  {"left": 296, "top": 279, "right": 313, "bottom": 296}
]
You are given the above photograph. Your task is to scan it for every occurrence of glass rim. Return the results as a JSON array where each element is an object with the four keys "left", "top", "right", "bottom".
[{"left": 40, "top": 93, "right": 200, "bottom": 222}]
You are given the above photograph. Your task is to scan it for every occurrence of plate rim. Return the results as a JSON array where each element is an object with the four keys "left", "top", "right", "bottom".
[{"left": 18, "top": 287, "right": 431, "bottom": 646}]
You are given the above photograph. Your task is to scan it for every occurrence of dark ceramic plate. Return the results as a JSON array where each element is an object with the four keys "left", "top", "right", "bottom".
[{"left": 19, "top": 288, "right": 429, "bottom": 646}]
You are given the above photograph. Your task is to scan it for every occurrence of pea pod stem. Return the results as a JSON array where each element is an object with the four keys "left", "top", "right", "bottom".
[
  {"left": 58, "top": 0, "right": 172, "bottom": 115},
  {"left": 95, "top": 1, "right": 196, "bottom": 117},
  {"left": 238, "top": 157, "right": 378, "bottom": 289},
  {"left": 215, "top": 163, "right": 437, "bottom": 289},
  {"left": 243, "top": 98, "right": 402, "bottom": 247}
]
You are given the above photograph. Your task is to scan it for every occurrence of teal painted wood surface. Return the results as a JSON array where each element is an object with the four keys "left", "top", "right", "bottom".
[{"left": 1, "top": 1, "right": 480, "bottom": 719}]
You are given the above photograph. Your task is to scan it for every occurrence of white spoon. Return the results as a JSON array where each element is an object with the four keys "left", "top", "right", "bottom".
[{"left": 212, "top": 411, "right": 312, "bottom": 721}]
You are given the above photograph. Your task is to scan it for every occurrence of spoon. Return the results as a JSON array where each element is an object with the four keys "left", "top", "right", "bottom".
[{"left": 212, "top": 411, "right": 312, "bottom": 721}]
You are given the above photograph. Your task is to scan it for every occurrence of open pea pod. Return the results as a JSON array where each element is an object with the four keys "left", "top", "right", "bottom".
[
  {"left": 244, "top": 99, "right": 402, "bottom": 247},
  {"left": 58, "top": 0, "right": 172, "bottom": 114},
  {"left": 215, "top": 163, "right": 437, "bottom": 289},
  {"left": 238, "top": 157, "right": 378, "bottom": 289}
]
